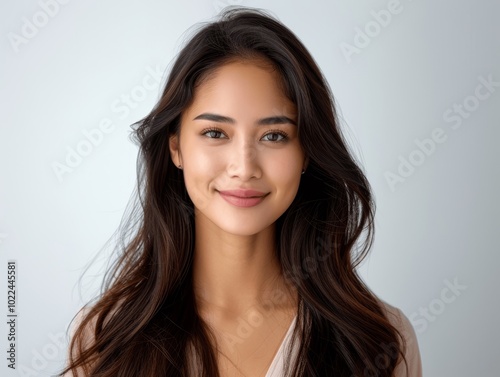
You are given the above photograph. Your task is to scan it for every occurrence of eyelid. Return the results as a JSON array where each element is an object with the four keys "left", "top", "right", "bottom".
[{"left": 200, "top": 126, "right": 289, "bottom": 142}]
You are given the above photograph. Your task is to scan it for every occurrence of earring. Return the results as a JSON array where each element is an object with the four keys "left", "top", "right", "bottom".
[
  {"left": 178, "top": 164, "right": 182, "bottom": 170},
  {"left": 301, "top": 169, "right": 305, "bottom": 175}
]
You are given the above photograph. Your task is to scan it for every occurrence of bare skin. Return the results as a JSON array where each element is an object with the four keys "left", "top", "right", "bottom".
[{"left": 169, "top": 58, "right": 307, "bottom": 376}]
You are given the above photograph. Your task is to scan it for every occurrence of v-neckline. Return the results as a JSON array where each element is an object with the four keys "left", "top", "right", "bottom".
[{"left": 264, "top": 313, "right": 298, "bottom": 377}]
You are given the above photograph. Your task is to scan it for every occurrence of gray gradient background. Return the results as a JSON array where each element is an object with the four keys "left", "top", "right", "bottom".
[{"left": 1, "top": 0, "right": 499, "bottom": 376}]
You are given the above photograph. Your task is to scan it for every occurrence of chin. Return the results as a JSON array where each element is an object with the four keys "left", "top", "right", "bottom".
[{"left": 215, "top": 217, "right": 276, "bottom": 237}]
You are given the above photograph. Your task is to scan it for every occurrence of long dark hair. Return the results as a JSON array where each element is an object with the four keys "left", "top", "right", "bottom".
[{"left": 60, "top": 6, "right": 409, "bottom": 376}]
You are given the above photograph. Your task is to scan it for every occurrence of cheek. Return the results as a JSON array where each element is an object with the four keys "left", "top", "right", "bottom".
[
  {"left": 190, "top": 149, "right": 216, "bottom": 175},
  {"left": 266, "top": 151, "right": 303, "bottom": 202},
  {"left": 182, "top": 135, "right": 218, "bottom": 173},
  {"left": 182, "top": 145, "right": 223, "bottom": 197},
  {"left": 267, "top": 149, "right": 303, "bottom": 181}
]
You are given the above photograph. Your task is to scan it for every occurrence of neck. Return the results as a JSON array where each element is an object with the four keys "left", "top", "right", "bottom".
[{"left": 191, "top": 212, "right": 297, "bottom": 319}]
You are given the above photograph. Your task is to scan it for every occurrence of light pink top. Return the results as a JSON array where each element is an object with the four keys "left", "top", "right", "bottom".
[
  {"left": 264, "top": 300, "right": 423, "bottom": 376},
  {"left": 264, "top": 313, "right": 299, "bottom": 377}
]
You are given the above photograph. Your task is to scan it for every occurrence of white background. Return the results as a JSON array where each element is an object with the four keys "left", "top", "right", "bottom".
[{"left": 1, "top": 0, "right": 499, "bottom": 376}]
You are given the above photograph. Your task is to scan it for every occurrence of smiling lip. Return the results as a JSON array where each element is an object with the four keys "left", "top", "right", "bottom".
[
  {"left": 217, "top": 189, "right": 267, "bottom": 198},
  {"left": 217, "top": 189, "right": 268, "bottom": 208}
]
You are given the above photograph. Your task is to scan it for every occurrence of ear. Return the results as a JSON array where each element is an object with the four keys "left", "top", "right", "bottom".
[
  {"left": 303, "top": 156, "right": 309, "bottom": 171},
  {"left": 169, "top": 134, "right": 181, "bottom": 167}
]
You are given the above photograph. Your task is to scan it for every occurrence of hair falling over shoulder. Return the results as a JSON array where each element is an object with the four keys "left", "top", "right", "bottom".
[{"left": 59, "top": 6, "right": 409, "bottom": 377}]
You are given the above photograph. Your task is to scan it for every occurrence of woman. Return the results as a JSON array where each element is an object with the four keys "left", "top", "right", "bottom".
[{"left": 60, "top": 6, "right": 422, "bottom": 377}]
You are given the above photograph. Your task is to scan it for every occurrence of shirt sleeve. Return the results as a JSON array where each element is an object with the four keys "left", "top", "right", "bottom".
[
  {"left": 390, "top": 306, "right": 423, "bottom": 377},
  {"left": 61, "top": 306, "right": 95, "bottom": 377}
]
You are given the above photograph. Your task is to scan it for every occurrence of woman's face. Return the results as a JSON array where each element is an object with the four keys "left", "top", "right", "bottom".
[{"left": 169, "top": 59, "right": 307, "bottom": 236}]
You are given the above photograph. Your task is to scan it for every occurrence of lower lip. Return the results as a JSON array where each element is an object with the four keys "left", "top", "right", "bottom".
[{"left": 218, "top": 192, "right": 267, "bottom": 207}]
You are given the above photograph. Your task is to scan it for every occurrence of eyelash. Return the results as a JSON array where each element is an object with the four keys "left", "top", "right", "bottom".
[{"left": 200, "top": 127, "right": 289, "bottom": 143}]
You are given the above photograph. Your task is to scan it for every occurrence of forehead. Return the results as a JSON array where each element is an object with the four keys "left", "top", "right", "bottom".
[{"left": 184, "top": 59, "right": 296, "bottom": 118}]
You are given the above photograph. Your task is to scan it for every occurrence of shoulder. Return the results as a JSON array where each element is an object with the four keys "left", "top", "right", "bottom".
[
  {"left": 63, "top": 299, "right": 127, "bottom": 376},
  {"left": 62, "top": 305, "right": 100, "bottom": 376},
  {"left": 377, "top": 299, "right": 423, "bottom": 377}
]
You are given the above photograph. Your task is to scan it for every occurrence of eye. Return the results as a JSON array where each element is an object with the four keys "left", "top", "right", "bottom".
[
  {"left": 200, "top": 127, "right": 289, "bottom": 143},
  {"left": 261, "top": 129, "right": 289, "bottom": 143},
  {"left": 201, "top": 127, "right": 227, "bottom": 139}
]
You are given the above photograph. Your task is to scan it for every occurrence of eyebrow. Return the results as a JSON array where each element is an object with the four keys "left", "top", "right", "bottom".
[{"left": 192, "top": 112, "right": 297, "bottom": 126}]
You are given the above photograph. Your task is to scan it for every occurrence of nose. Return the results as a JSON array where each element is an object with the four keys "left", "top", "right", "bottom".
[{"left": 226, "top": 137, "right": 262, "bottom": 180}]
